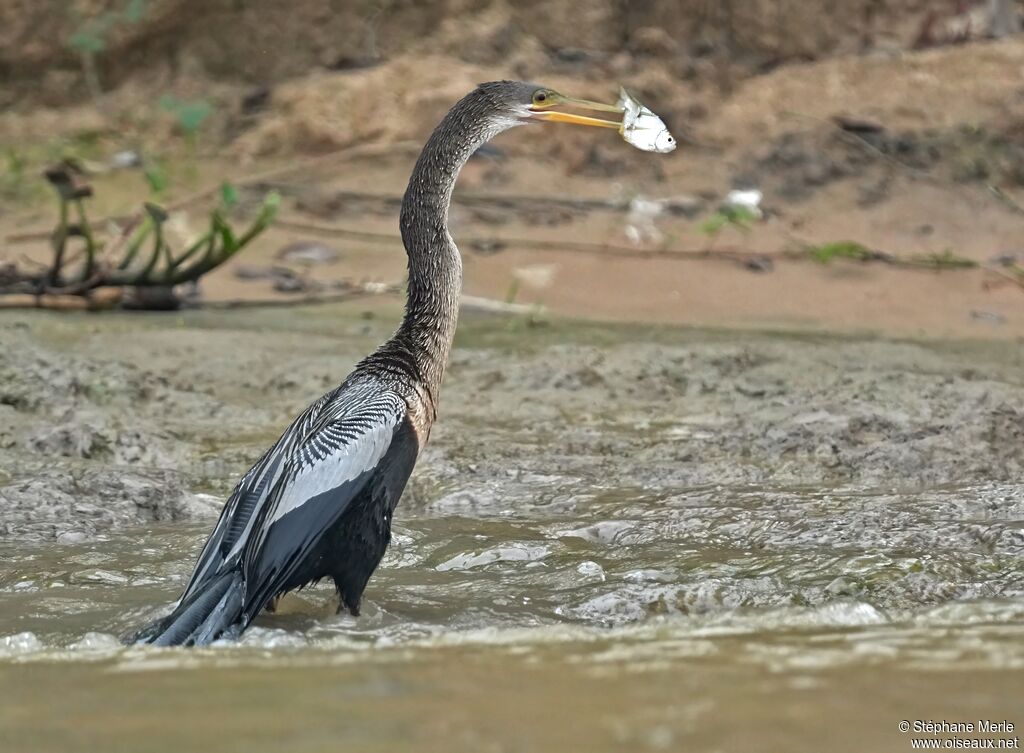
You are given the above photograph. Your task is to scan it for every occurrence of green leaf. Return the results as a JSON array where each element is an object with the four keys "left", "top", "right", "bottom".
[
  {"left": 177, "top": 101, "right": 213, "bottom": 134},
  {"left": 123, "top": 0, "right": 148, "bottom": 23},
  {"left": 159, "top": 96, "right": 213, "bottom": 135},
  {"left": 220, "top": 181, "right": 239, "bottom": 209},
  {"left": 213, "top": 212, "right": 238, "bottom": 253},
  {"left": 143, "top": 160, "right": 169, "bottom": 196},
  {"left": 68, "top": 30, "right": 106, "bottom": 54}
]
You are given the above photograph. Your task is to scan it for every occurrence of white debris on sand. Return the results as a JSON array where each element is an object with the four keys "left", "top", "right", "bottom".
[
  {"left": 624, "top": 195, "right": 666, "bottom": 245},
  {"left": 724, "top": 188, "right": 764, "bottom": 219}
]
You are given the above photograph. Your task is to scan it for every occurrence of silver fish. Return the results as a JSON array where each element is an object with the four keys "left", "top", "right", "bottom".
[{"left": 617, "top": 88, "right": 676, "bottom": 154}]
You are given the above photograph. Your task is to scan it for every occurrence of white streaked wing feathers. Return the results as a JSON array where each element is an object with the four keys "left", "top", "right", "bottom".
[
  {"left": 267, "top": 403, "right": 401, "bottom": 526},
  {"left": 218, "top": 392, "right": 332, "bottom": 562},
  {"left": 241, "top": 388, "right": 407, "bottom": 568}
]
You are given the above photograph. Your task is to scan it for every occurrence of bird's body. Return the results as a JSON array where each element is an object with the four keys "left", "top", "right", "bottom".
[{"left": 131, "top": 81, "right": 633, "bottom": 646}]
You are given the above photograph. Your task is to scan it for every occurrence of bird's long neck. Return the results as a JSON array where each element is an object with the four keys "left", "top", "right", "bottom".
[{"left": 393, "top": 92, "right": 505, "bottom": 403}]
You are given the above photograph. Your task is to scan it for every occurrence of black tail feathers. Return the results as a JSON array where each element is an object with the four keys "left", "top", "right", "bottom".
[{"left": 129, "top": 570, "right": 245, "bottom": 647}]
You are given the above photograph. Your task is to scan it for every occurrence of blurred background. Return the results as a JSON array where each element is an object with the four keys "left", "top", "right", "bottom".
[
  {"left": 3, "top": 6, "right": 1024, "bottom": 753},
  {"left": 3, "top": 0, "right": 1024, "bottom": 335}
]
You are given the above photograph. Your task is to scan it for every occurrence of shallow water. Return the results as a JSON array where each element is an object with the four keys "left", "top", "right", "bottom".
[
  {"left": 3, "top": 481, "right": 1023, "bottom": 752},
  {"left": 2, "top": 310, "right": 1023, "bottom": 751}
]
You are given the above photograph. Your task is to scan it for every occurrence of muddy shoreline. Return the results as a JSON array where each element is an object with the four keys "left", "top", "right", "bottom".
[{"left": 2, "top": 304, "right": 1023, "bottom": 540}]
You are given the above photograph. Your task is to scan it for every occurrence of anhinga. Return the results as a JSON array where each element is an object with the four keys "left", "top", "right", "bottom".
[{"left": 131, "top": 81, "right": 635, "bottom": 646}]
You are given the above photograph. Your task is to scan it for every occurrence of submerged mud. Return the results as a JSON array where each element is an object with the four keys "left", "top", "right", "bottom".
[{"left": 1, "top": 307, "right": 1022, "bottom": 752}]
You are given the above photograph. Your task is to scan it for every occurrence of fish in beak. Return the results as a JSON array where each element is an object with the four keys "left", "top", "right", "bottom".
[{"left": 529, "top": 88, "right": 676, "bottom": 154}]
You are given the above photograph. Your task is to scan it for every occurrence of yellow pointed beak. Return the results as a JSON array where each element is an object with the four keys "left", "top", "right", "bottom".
[{"left": 529, "top": 94, "right": 622, "bottom": 129}]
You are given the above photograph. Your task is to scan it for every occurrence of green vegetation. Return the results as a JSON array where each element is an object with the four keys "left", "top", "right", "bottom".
[
  {"left": 66, "top": 0, "right": 150, "bottom": 99},
  {"left": 220, "top": 182, "right": 240, "bottom": 210},
  {"left": 159, "top": 96, "right": 214, "bottom": 139},
  {"left": 799, "top": 240, "right": 976, "bottom": 270},
  {"left": 0, "top": 164, "right": 279, "bottom": 308},
  {"left": 143, "top": 159, "right": 170, "bottom": 197},
  {"left": 103, "top": 190, "right": 281, "bottom": 288},
  {"left": 1, "top": 129, "right": 111, "bottom": 205},
  {"left": 499, "top": 276, "right": 546, "bottom": 329},
  {"left": 917, "top": 249, "right": 977, "bottom": 269},
  {"left": 0, "top": 147, "right": 35, "bottom": 202},
  {"left": 698, "top": 206, "right": 758, "bottom": 250},
  {"left": 805, "top": 240, "right": 876, "bottom": 264},
  {"left": 504, "top": 277, "right": 520, "bottom": 305},
  {"left": 159, "top": 95, "right": 215, "bottom": 178}
]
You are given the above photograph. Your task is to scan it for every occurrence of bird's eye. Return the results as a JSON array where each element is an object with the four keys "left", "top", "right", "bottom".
[{"left": 533, "top": 90, "right": 549, "bottom": 105}]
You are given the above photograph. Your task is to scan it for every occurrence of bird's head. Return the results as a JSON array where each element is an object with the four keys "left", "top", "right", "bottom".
[{"left": 476, "top": 80, "right": 624, "bottom": 132}]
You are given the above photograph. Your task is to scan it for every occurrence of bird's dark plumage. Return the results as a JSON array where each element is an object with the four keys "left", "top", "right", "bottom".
[{"left": 130, "top": 82, "right": 548, "bottom": 646}]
